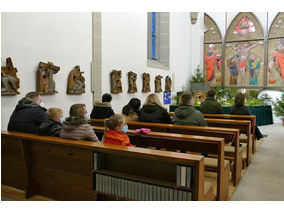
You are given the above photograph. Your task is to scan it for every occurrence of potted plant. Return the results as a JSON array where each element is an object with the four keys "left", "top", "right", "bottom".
[
  {"left": 259, "top": 93, "right": 272, "bottom": 106},
  {"left": 272, "top": 89, "right": 284, "bottom": 126},
  {"left": 190, "top": 65, "right": 210, "bottom": 93}
]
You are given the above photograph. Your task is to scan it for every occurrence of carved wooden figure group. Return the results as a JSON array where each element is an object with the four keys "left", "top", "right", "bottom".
[
  {"left": 111, "top": 70, "right": 123, "bottom": 93},
  {"left": 67, "top": 65, "right": 85, "bottom": 94},
  {"left": 36, "top": 62, "right": 60, "bottom": 95},
  {"left": 1, "top": 57, "right": 20, "bottom": 95},
  {"left": 155, "top": 75, "right": 163, "bottom": 93},
  {"left": 128, "top": 71, "right": 137, "bottom": 93},
  {"left": 142, "top": 73, "right": 151, "bottom": 93}
]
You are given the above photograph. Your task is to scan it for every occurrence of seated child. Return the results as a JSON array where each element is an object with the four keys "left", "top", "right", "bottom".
[
  {"left": 37, "top": 108, "right": 64, "bottom": 137},
  {"left": 103, "top": 114, "right": 133, "bottom": 146}
]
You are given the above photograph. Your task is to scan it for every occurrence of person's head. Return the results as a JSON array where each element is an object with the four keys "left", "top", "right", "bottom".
[
  {"left": 235, "top": 93, "right": 246, "bottom": 108},
  {"left": 181, "top": 94, "right": 194, "bottom": 105},
  {"left": 105, "top": 114, "right": 127, "bottom": 133},
  {"left": 102, "top": 93, "right": 112, "bottom": 103},
  {"left": 46, "top": 108, "right": 64, "bottom": 123},
  {"left": 143, "top": 94, "right": 163, "bottom": 108},
  {"left": 69, "top": 104, "right": 87, "bottom": 118},
  {"left": 25, "top": 92, "right": 42, "bottom": 105},
  {"left": 207, "top": 89, "right": 217, "bottom": 99},
  {"left": 122, "top": 98, "right": 141, "bottom": 116}
]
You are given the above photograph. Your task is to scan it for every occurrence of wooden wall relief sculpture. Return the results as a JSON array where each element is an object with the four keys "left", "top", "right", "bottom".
[
  {"left": 110, "top": 70, "right": 122, "bottom": 93},
  {"left": 267, "top": 12, "right": 284, "bottom": 87},
  {"left": 224, "top": 12, "right": 264, "bottom": 87},
  {"left": 1, "top": 57, "right": 20, "bottom": 95},
  {"left": 154, "top": 75, "right": 163, "bottom": 93},
  {"left": 142, "top": 73, "right": 150, "bottom": 93},
  {"left": 128, "top": 71, "right": 137, "bottom": 93},
  {"left": 67, "top": 65, "right": 85, "bottom": 94},
  {"left": 36, "top": 62, "right": 60, "bottom": 95},
  {"left": 165, "top": 76, "right": 172, "bottom": 92},
  {"left": 204, "top": 14, "right": 223, "bottom": 87}
]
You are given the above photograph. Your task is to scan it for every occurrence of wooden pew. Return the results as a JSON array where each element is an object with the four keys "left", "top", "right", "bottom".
[
  {"left": 204, "top": 118, "right": 252, "bottom": 166},
  {"left": 93, "top": 126, "right": 230, "bottom": 201},
  {"left": 89, "top": 118, "right": 242, "bottom": 187},
  {"left": 203, "top": 114, "right": 256, "bottom": 154},
  {"left": 1, "top": 131, "right": 211, "bottom": 201}
]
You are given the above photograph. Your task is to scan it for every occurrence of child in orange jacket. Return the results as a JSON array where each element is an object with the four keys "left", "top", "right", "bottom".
[{"left": 103, "top": 114, "right": 133, "bottom": 146}]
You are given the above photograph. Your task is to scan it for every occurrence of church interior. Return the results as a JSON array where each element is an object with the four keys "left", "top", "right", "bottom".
[{"left": 1, "top": 7, "right": 284, "bottom": 207}]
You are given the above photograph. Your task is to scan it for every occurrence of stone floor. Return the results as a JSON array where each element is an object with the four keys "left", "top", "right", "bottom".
[{"left": 231, "top": 123, "right": 284, "bottom": 201}]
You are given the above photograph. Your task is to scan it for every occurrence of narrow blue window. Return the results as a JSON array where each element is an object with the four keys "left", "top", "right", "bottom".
[{"left": 151, "top": 12, "right": 156, "bottom": 60}]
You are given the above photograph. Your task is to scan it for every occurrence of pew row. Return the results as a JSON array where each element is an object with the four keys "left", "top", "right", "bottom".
[
  {"left": 93, "top": 126, "right": 230, "bottom": 201},
  {"left": 202, "top": 114, "right": 256, "bottom": 154},
  {"left": 1, "top": 131, "right": 212, "bottom": 201},
  {"left": 89, "top": 118, "right": 242, "bottom": 187},
  {"left": 204, "top": 118, "right": 252, "bottom": 166}
]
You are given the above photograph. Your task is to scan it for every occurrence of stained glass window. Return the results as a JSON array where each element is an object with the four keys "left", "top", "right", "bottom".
[{"left": 151, "top": 12, "right": 157, "bottom": 60}]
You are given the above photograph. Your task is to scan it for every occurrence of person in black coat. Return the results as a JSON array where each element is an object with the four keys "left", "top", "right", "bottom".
[
  {"left": 230, "top": 92, "right": 263, "bottom": 140},
  {"left": 90, "top": 93, "right": 115, "bottom": 119},
  {"left": 138, "top": 94, "right": 171, "bottom": 124},
  {"left": 37, "top": 108, "right": 64, "bottom": 137},
  {"left": 7, "top": 92, "right": 48, "bottom": 133}
]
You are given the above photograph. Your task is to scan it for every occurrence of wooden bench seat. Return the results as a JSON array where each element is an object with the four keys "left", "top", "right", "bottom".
[
  {"left": 92, "top": 126, "right": 229, "bottom": 200},
  {"left": 2, "top": 131, "right": 212, "bottom": 201},
  {"left": 89, "top": 119, "right": 242, "bottom": 187},
  {"left": 203, "top": 114, "right": 256, "bottom": 154}
]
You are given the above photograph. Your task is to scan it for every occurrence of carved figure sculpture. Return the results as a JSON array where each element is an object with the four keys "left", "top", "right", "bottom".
[
  {"left": 1, "top": 57, "right": 20, "bottom": 95},
  {"left": 110, "top": 70, "right": 122, "bottom": 93},
  {"left": 226, "top": 41, "right": 263, "bottom": 85},
  {"left": 268, "top": 38, "right": 284, "bottom": 84},
  {"left": 155, "top": 75, "right": 163, "bottom": 93},
  {"left": 128, "top": 71, "right": 137, "bottom": 93},
  {"left": 142, "top": 73, "right": 150, "bottom": 93},
  {"left": 36, "top": 61, "right": 60, "bottom": 95},
  {"left": 67, "top": 65, "right": 85, "bottom": 94},
  {"left": 165, "top": 76, "right": 172, "bottom": 92}
]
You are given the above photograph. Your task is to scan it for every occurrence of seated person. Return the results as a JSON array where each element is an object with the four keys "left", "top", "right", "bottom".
[
  {"left": 60, "top": 104, "right": 99, "bottom": 142},
  {"left": 7, "top": 92, "right": 48, "bottom": 133},
  {"left": 103, "top": 114, "right": 133, "bottom": 146},
  {"left": 230, "top": 93, "right": 263, "bottom": 140},
  {"left": 138, "top": 94, "right": 171, "bottom": 124},
  {"left": 90, "top": 93, "right": 115, "bottom": 119},
  {"left": 172, "top": 94, "right": 207, "bottom": 126},
  {"left": 37, "top": 108, "right": 64, "bottom": 137},
  {"left": 122, "top": 98, "right": 141, "bottom": 121},
  {"left": 200, "top": 89, "right": 224, "bottom": 114}
]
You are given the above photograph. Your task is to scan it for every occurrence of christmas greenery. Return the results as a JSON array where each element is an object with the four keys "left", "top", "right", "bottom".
[
  {"left": 273, "top": 89, "right": 284, "bottom": 118},
  {"left": 191, "top": 65, "right": 205, "bottom": 83}
]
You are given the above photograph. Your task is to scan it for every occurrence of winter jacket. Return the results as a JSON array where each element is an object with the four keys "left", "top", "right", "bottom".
[
  {"left": 172, "top": 105, "right": 207, "bottom": 126},
  {"left": 90, "top": 102, "right": 115, "bottom": 119},
  {"left": 138, "top": 104, "right": 171, "bottom": 124},
  {"left": 104, "top": 129, "right": 133, "bottom": 146},
  {"left": 230, "top": 105, "right": 251, "bottom": 115},
  {"left": 7, "top": 97, "right": 48, "bottom": 133},
  {"left": 59, "top": 116, "right": 99, "bottom": 142},
  {"left": 37, "top": 119, "right": 62, "bottom": 137},
  {"left": 200, "top": 97, "right": 224, "bottom": 114}
]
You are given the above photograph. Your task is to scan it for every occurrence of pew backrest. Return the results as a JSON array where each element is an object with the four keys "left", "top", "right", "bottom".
[{"left": 2, "top": 131, "right": 205, "bottom": 201}]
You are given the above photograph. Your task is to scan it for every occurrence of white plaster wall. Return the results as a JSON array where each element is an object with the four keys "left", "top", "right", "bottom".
[
  {"left": 101, "top": 12, "right": 191, "bottom": 113},
  {"left": 1, "top": 12, "right": 93, "bottom": 130}
]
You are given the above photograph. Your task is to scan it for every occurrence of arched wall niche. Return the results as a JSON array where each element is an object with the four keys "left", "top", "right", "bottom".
[
  {"left": 267, "top": 12, "right": 284, "bottom": 87},
  {"left": 203, "top": 13, "right": 223, "bottom": 87},
  {"left": 224, "top": 12, "right": 265, "bottom": 87}
]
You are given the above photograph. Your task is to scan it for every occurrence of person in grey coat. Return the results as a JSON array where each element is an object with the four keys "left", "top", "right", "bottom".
[
  {"left": 60, "top": 104, "right": 99, "bottom": 142},
  {"left": 172, "top": 94, "right": 207, "bottom": 126}
]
